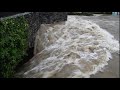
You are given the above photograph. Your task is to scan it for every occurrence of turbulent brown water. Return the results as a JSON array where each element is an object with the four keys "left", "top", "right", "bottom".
[{"left": 16, "top": 16, "right": 119, "bottom": 78}]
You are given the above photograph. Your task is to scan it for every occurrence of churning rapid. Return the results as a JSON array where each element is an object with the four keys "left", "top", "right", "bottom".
[{"left": 16, "top": 16, "right": 119, "bottom": 78}]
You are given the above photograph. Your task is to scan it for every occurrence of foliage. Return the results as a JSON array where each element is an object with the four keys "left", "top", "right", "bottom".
[{"left": 0, "top": 16, "right": 28, "bottom": 78}]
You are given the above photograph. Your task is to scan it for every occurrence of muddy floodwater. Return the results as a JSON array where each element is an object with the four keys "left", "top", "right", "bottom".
[{"left": 16, "top": 15, "right": 119, "bottom": 78}]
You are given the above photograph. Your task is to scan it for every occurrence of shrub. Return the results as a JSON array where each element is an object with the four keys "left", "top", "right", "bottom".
[{"left": 0, "top": 16, "right": 28, "bottom": 78}]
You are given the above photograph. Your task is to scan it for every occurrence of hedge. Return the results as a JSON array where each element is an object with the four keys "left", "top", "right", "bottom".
[{"left": 0, "top": 16, "right": 28, "bottom": 78}]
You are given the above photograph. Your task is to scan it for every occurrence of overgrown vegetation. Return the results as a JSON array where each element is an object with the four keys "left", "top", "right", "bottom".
[{"left": 0, "top": 16, "right": 28, "bottom": 78}]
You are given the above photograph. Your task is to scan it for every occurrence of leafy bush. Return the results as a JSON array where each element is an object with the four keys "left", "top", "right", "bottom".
[{"left": 0, "top": 16, "right": 28, "bottom": 78}]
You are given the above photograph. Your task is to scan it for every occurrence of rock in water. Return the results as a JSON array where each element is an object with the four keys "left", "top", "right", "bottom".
[{"left": 16, "top": 16, "right": 119, "bottom": 78}]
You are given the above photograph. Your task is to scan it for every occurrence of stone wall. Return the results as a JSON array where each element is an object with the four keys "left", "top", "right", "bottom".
[
  {"left": 24, "top": 12, "right": 41, "bottom": 48},
  {"left": 24, "top": 12, "right": 67, "bottom": 48}
]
